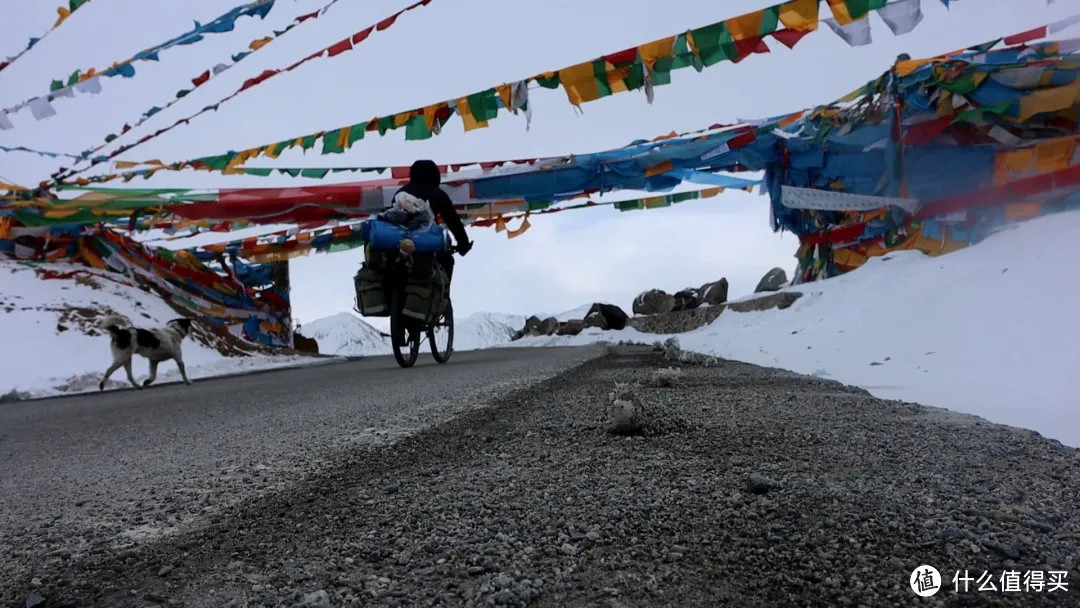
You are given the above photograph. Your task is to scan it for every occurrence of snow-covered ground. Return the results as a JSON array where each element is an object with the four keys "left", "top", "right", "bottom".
[
  {"left": 0, "top": 261, "right": 333, "bottom": 399},
  {"left": 513, "top": 210, "right": 1080, "bottom": 449}
]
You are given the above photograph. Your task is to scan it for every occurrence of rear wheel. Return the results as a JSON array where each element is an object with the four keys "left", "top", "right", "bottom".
[
  {"left": 389, "top": 289, "right": 420, "bottom": 368},
  {"left": 428, "top": 302, "right": 454, "bottom": 364}
]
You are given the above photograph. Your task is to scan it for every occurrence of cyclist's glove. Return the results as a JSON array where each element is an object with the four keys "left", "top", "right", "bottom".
[{"left": 458, "top": 240, "right": 474, "bottom": 256}]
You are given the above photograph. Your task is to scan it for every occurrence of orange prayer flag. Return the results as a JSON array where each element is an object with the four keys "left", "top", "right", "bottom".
[
  {"left": 507, "top": 216, "right": 531, "bottom": 239},
  {"left": 645, "top": 160, "right": 674, "bottom": 177},
  {"left": 249, "top": 36, "right": 273, "bottom": 51},
  {"left": 1034, "top": 137, "right": 1077, "bottom": 172},
  {"left": 727, "top": 10, "right": 766, "bottom": 41}
]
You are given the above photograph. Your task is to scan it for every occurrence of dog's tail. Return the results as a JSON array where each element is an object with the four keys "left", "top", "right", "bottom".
[{"left": 100, "top": 314, "right": 129, "bottom": 334}]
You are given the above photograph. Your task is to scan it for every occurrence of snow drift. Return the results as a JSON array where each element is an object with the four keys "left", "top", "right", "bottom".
[
  {"left": 513, "top": 210, "right": 1080, "bottom": 448},
  {"left": 0, "top": 261, "right": 328, "bottom": 399}
]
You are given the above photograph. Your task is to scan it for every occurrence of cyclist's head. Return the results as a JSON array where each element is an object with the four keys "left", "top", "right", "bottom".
[{"left": 410, "top": 160, "right": 441, "bottom": 187}]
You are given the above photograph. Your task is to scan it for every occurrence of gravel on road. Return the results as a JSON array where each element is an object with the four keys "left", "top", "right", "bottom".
[{"left": 3, "top": 345, "right": 1079, "bottom": 607}]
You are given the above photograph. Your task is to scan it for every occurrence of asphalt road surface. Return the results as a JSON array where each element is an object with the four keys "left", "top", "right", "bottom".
[
  {"left": 0, "top": 347, "right": 602, "bottom": 601},
  {"left": 3, "top": 345, "right": 1079, "bottom": 607}
]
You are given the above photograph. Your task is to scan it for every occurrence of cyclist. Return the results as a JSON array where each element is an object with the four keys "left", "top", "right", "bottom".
[{"left": 390, "top": 159, "right": 473, "bottom": 280}]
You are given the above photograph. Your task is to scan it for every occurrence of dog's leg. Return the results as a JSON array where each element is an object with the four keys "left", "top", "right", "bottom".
[
  {"left": 123, "top": 359, "right": 141, "bottom": 389},
  {"left": 99, "top": 361, "right": 122, "bottom": 390},
  {"left": 175, "top": 357, "right": 192, "bottom": 385},
  {"left": 143, "top": 361, "right": 159, "bottom": 387}
]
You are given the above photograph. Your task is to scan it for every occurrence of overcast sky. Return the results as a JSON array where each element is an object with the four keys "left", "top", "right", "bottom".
[{"left": 1, "top": 0, "right": 1072, "bottom": 325}]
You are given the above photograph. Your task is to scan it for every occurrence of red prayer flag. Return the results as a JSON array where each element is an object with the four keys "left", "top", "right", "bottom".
[
  {"left": 240, "top": 69, "right": 278, "bottom": 91},
  {"left": 326, "top": 38, "right": 352, "bottom": 57},
  {"left": 296, "top": 10, "right": 319, "bottom": 23},
  {"left": 376, "top": 14, "right": 398, "bottom": 31},
  {"left": 192, "top": 70, "right": 210, "bottom": 87},
  {"left": 771, "top": 28, "right": 812, "bottom": 49},
  {"left": 903, "top": 115, "right": 953, "bottom": 145},
  {"left": 732, "top": 37, "right": 770, "bottom": 63},
  {"left": 603, "top": 48, "right": 638, "bottom": 65},
  {"left": 352, "top": 27, "right": 373, "bottom": 44},
  {"left": 1004, "top": 26, "right": 1047, "bottom": 46}
]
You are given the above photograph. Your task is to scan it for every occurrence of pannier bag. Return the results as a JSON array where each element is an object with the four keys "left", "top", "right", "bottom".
[
  {"left": 361, "top": 219, "right": 450, "bottom": 253},
  {"left": 402, "top": 267, "right": 449, "bottom": 324},
  {"left": 354, "top": 266, "right": 388, "bottom": 317}
]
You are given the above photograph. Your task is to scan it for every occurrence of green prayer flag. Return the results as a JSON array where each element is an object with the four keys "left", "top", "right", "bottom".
[
  {"left": 404, "top": 115, "right": 433, "bottom": 140},
  {"left": 952, "top": 101, "right": 1010, "bottom": 124},
  {"left": 245, "top": 168, "right": 273, "bottom": 176},
  {"left": 616, "top": 200, "right": 644, "bottom": 212},
  {"left": 759, "top": 6, "right": 780, "bottom": 36},
  {"left": 841, "top": 0, "right": 887, "bottom": 20},
  {"left": 321, "top": 129, "right": 345, "bottom": 154},
  {"left": 534, "top": 74, "right": 561, "bottom": 89},
  {"left": 527, "top": 201, "right": 551, "bottom": 211},
  {"left": 50, "top": 79, "right": 64, "bottom": 91},
  {"left": 300, "top": 134, "right": 318, "bottom": 151},
  {"left": 376, "top": 115, "right": 395, "bottom": 135},
  {"left": 969, "top": 39, "right": 1001, "bottom": 53},
  {"left": 466, "top": 90, "right": 500, "bottom": 122},
  {"left": 592, "top": 60, "right": 613, "bottom": 98},
  {"left": 347, "top": 122, "right": 367, "bottom": 145},
  {"left": 672, "top": 191, "right": 699, "bottom": 203},
  {"left": 70, "top": 0, "right": 90, "bottom": 10},
  {"left": 195, "top": 154, "right": 233, "bottom": 171},
  {"left": 301, "top": 168, "right": 330, "bottom": 179},
  {"left": 623, "top": 63, "right": 645, "bottom": 91},
  {"left": 280, "top": 169, "right": 301, "bottom": 177},
  {"left": 67, "top": 70, "right": 81, "bottom": 86},
  {"left": 689, "top": 22, "right": 736, "bottom": 67}
]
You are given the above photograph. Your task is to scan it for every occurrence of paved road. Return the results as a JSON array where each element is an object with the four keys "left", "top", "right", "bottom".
[{"left": 0, "top": 346, "right": 602, "bottom": 594}]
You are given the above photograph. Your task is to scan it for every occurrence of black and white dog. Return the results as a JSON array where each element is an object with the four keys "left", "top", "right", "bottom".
[{"left": 98, "top": 314, "right": 194, "bottom": 390}]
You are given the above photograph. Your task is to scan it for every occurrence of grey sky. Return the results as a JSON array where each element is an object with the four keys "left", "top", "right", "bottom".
[{"left": 1, "top": 0, "right": 1071, "bottom": 324}]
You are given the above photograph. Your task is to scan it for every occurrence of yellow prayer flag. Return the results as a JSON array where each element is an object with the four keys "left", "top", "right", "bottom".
[
  {"left": 606, "top": 62, "right": 631, "bottom": 94},
  {"left": 779, "top": 0, "right": 820, "bottom": 32},
  {"left": 826, "top": 0, "right": 857, "bottom": 25},
  {"left": 1019, "top": 80, "right": 1080, "bottom": 120},
  {"left": 700, "top": 187, "right": 724, "bottom": 198},
  {"left": 559, "top": 61, "right": 600, "bottom": 106},
  {"left": 337, "top": 126, "right": 352, "bottom": 150},
  {"left": 495, "top": 84, "right": 514, "bottom": 112},
  {"left": 55, "top": 7, "right": 71, "bottom": 26},
  {"left": 456, "top": 97, "right": 489, "bottom": 131},
  {"left": 638, "top": 37, "right": 676, "bottom": 68},
  {"left": 115, "top": 161, "right": 139, "bottom": 169}
]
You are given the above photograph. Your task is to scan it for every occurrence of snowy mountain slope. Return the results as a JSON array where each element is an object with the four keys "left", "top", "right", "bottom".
[
  {"left": 0, "top": 261, "right": 329, "bottom": 399},
  {"left": 303, "top": 310, "right": 524, "bottom": 354},
  {"left": 454, "top": 312, "right": 525, "bottom": 351},
  {"left": 511, "top": 210, "right": 1080, "bottom": 448},
  {"left": 301, "top": 312, "right": 390, "bottom": 356}
]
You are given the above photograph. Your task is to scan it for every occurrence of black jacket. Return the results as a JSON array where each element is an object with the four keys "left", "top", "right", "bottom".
[{"left": 395, "top": 182, "right": 469, "bottom": 246}]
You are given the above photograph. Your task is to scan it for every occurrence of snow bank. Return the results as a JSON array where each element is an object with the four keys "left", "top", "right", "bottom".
[
  {"left": 0, "top": 262, "right": 333, "bottom": 399},
  {"left": 513, "top": 211, "right": 1080, "bottom": 448}
]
